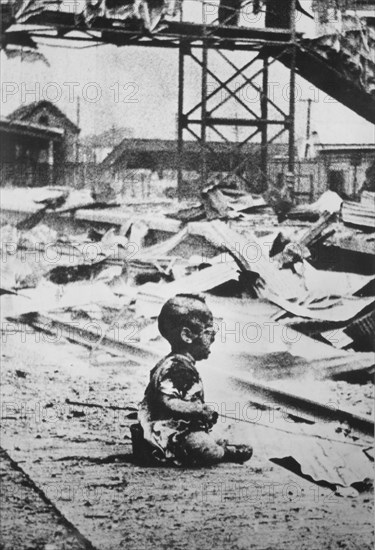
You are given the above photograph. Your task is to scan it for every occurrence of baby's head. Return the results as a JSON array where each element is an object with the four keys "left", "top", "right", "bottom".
[{"left": 158, "top": 294, "right": 216, "bottom": 361}]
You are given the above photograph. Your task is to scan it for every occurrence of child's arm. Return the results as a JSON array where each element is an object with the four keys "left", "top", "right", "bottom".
[
  {"left": 161, "top": 395, "right": 203, "bottom": 418},
  {"left": 160, "top": 395, "right": 216, "bottom": 423},
  {"left": 156, "top": 361, "right": 218, "bottom": 424}
]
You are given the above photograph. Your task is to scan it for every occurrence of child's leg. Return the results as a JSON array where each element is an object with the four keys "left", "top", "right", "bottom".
[
  {"left": 181, "top": 431, "right": 225, "bottom": 465},
  {"left": 180, "top": 432, "right": 253, "bottom": 466}
]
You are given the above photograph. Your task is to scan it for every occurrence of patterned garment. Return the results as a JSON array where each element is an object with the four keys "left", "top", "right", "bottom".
[{"left": 138, "top": 353, "right": 211, "bottom": 465}]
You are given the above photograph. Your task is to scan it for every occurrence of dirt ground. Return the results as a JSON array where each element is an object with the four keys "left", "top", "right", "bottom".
[
  {"left": 1, "top": 329, "right": 374, "bottom": 550},
  {"left": 0, "top": 448, "right": 93, "bottom": 550}
]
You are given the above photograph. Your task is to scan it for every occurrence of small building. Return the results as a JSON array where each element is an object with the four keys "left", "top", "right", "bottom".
[
  {"left": 268, "top": 143, "right": 375, "bottom": 202},
  {"left": 315, "top": 144, "right": 375, "bottom": 198},
  {"left": 80, "top": 127, "right": 134, "bottom": 164},
  {"left": 100, "top": 138, "right": 288, "bottom": 197},
  {"left": 1, "top": 100, "right": 80, "bottom": 186}
]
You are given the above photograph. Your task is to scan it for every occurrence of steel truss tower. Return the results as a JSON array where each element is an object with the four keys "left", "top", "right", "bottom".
[
  {"left": 7, "top": 0, "right": 301, "bottom": 195},
  {"left": 177, "top": 0, "right": 298, "bottom": 194}
]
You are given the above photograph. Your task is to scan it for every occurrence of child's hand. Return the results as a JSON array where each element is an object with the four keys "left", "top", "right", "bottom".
[{"left": 201, "top": 404, "right": 218, "bottom": 425}]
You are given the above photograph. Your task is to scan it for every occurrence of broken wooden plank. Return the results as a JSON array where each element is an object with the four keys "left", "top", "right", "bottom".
[{"left": 277, "top": 211, "right": 336, "bottom": 268}]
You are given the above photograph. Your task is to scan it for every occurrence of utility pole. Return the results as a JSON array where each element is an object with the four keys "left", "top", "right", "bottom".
[
  {"left": 75, "top": 95, "right": 81, "bottom": 186},
  {"left": 76, "top": 95, "right": 80, "bottom": 162},
  {"left": 177, "top": 0, "right": 185, "bottom": 199},
  {"left": 287, "top": 0, "right": 297, "bottom": 204},
  {"left": 300, "top": 98, "right": 312, "bottom": 158}
]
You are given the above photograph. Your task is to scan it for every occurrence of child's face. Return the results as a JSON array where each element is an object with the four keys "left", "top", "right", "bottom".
[{"left": 185, "top": 320, "right": 216, "bottom": 361}]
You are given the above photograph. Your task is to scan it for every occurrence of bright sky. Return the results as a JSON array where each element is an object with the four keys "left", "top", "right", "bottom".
[{"left": 1, "top": 1, "right": 374, "bottom": 144}]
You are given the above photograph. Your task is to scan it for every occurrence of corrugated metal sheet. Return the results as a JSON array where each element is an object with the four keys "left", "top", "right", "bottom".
[
  {"left": 136, "top": 260, "right": 240, "bottom": 318},
  {"left": 346, "top": 309, "right": 375, "bottom": 338},
  {"left": 342, "top": 201, "right": 375, "bottom": 229},
  {"left": 134, "top": 219, "right": 375, "bottom": 329},
  {"left": 209, "top": 220, "right": 375, "bottom": 321},
  {"left": 345, "top": 308, "right": 375, "bottom": 350}
]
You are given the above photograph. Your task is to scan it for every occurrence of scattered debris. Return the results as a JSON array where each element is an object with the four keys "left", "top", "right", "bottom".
[
  {"left": 342, "top": 191, "right": 375, "bottom": 229},
  {"left": 274, "top": 210, "right": 336, "bottom": 268},
  {"left": 286, "top": 191, "right": 343, "bottom": 221},
  {"left": 342, "top": 308, "right": 375, "bottom": 352},
  {"left": 1, "top": 182, "right": 374, "bottom": 508}
]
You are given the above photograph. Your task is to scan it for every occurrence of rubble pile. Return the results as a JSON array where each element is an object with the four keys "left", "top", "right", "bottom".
[{"left": 1, "top": 184, "right": 374, "bottom": 493}]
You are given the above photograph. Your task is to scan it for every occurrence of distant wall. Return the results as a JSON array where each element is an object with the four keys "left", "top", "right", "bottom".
[
  {"left": 268, "top": 158, "right": 325, "bottom": 203},
  {"left": 268, "top": 149, "right": 375, "bottom": 202},
  {"left": 0, "top": 161, "right": 99, "bottom": 188},
  {"left": 319, "top": 150, "right": 375, "bottom": 198}
]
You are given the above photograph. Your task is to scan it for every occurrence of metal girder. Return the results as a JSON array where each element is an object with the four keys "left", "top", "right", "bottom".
[
  {"left": 22, "top": 11, "right": 296, "bottom": 45},
  {"left": 177, "top": 39, "right": 295, "bottom": 194},
  {"left": 8, "top": 4, "right": 298, "bottom": 195}
]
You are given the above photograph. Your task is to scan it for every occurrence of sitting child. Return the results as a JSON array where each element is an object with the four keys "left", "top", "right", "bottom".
[{"left": 134, "top": 293, "right": 253, "bottom": 466}]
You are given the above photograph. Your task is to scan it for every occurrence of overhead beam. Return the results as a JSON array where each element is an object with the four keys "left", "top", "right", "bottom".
[
  {"left": 264, "top": 43, "right": 375, "bottom": 125},
  {"left": 23, "top": 11, "right": 296, "bottom": 44}
]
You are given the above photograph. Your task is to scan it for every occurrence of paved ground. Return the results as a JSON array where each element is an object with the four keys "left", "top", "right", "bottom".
[{"left": 1, "top": 330, "right": 373, "bottom": 550}]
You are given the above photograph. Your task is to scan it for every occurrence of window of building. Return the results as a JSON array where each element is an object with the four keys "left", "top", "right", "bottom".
[
  {"left": 39, "top": 115, "right": 49, "bottom": 126},
  {"left": 15, "top": 144, "right": 22, "bottom": 159}
]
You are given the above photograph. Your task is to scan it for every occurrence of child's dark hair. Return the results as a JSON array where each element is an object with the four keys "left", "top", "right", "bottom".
[{"left": 158, "top": 293, "right": 212, "bottom": 344}]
